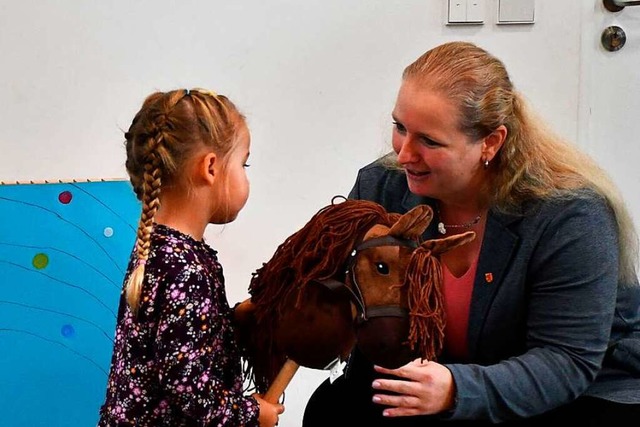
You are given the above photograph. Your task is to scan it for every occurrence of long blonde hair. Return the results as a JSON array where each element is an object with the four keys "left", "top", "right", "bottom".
[
  {"left": 401, "top": 41, "right": 638, "bottom": 283},
  {"left": 124, "top": 88, "right": 245, "bottom": 313}
]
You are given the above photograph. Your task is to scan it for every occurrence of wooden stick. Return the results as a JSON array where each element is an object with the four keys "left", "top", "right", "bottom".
[{"left": 263, "top": 359, "right": 300, "bottom": 403}]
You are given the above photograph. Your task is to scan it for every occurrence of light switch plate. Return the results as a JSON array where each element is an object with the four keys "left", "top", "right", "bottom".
[
  {"left": 448, "top": 0, "right": 467, "bottom": 24},
  {"left": 447, "top": 0, "right": 484, "bottom": 25},
  {"left": 497, "top": 0, "right": 535, "bottom": 25},
  {"left": 467, "top": 0, "right": 484, "bottom": 23}
]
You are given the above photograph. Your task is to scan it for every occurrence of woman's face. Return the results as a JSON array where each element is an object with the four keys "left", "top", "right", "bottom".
[{"left": 391, "top": 79, "right": 487, "bottom": 205}]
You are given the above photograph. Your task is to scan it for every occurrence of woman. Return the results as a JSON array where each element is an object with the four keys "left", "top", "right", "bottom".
[{"left": 303, "top": 41, "right": 640, "bottom": 426}]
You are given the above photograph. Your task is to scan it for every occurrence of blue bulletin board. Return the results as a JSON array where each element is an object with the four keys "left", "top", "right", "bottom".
[{"left": 0, "top": 180, "right": 140, "bottom": 427}]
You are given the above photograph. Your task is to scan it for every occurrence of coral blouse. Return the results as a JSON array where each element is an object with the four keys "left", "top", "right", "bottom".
[{"left": 442, "top": 258, "right": 478, "bottom": 360}]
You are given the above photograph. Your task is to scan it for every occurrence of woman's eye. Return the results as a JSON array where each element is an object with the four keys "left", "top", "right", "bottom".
[
  {"left": 420, "top": 137, "right": 440, "bottom": 147},
  {"left": 375, "top": 262, "right": 390, "bottom": 275},
  {"left": 392, "top": 121, "right": 406, "bottom": 134},
  {"left": 243, "top": 163, "right": 251, "bottom": 168}
]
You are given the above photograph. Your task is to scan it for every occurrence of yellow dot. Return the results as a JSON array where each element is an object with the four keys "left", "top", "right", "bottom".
[{"left": 32, "top": 253, "right": 49, "bottom": 269}]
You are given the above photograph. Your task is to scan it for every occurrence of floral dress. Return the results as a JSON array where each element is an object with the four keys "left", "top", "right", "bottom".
[{"left": 98, "top": 224, "right": 259, "bottom": 426}]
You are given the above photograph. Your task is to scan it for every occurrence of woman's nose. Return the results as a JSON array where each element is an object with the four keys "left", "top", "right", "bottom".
[{"left": 395, "top": 138, "right": 418, "bottom": 164}]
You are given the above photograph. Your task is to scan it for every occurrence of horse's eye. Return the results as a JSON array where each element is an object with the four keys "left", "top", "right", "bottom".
[{"left": 376, "top": 262, "right": 389, "bottom": 275}]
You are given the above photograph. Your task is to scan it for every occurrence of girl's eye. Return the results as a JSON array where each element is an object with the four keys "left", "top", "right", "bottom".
[{"left": 243, "top": 163, "right": 251, "bottom": 168}]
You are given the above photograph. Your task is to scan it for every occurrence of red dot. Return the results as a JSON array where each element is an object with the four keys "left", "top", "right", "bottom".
[{"left": 58, "top": 191, "right": 72, "bottom": 204}]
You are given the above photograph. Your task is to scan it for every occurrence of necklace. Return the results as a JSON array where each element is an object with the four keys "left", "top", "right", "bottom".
[{"left": 436, "top": 208, "right": 482, "bottom": 235}]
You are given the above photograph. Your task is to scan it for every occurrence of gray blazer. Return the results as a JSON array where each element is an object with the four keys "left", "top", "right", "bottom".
[{"left": 348, "top": 158, "right": 640, "bottom": 422}]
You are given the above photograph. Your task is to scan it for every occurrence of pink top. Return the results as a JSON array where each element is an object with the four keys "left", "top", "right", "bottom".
[{"left": 442, "top": 258, "right": 478, "bottom": 360}]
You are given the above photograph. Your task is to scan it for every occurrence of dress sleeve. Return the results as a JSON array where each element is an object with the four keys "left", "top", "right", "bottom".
[{"left": 153, "top": 265, "right": 260, "bottom": 426}]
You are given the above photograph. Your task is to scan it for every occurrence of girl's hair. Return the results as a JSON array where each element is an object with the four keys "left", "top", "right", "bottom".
[
  {"left": 400, "top": 41, "right": 638, "bottom": 283},
  {"left": 124, "top": 88, "right": 245, "bottom": 312}
]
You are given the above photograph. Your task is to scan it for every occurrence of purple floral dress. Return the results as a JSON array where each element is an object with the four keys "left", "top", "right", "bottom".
[{"left": 98, "top": 224, "right": 259, "bottom": 426}]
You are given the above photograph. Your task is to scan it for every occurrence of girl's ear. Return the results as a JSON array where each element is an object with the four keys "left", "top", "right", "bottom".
[{"left": 200, "top": 152, "right": 217, "bottom": 185}]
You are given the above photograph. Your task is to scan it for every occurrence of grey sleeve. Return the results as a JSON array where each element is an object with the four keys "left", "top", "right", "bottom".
[{"left": 447, "top": 196, "right": 620, "bottom": 422}]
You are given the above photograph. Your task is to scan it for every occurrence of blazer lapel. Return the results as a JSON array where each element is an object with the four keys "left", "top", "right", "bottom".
[{"left": 467, "top": 211, "right": 520, "bottom": 356}]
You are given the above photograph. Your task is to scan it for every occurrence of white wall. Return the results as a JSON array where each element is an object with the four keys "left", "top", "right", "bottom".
[
  {"left": 579, "top": 0, "right": 640, "bottom": 228},
  {"left": 0, "top": 1, "right": 618, "bottom": 426}
]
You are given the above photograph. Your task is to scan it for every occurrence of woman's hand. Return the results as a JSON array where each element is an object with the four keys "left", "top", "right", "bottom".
[
  {"left": 371, "top": 358, "right": 456, "bottom": 417},
  {"left": 253, "top": 393, "right": 285, "bottom": 427}
]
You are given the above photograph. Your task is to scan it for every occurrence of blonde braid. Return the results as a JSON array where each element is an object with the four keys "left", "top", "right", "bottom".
[{"left": 126, "top": 135, "right": 164, "bottom": 313}]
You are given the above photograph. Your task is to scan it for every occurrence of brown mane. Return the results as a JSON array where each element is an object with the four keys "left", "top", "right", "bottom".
[
  {"left": 406, "top": 246, "right": 445, "bottom": 360},
  {"left": 249, "top": 198, "right": 395, "bottom": 320}
]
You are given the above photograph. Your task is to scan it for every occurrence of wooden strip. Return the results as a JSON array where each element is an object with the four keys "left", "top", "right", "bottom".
[{"left": 0, "top": 178, "right": 127, "bottom": 185}]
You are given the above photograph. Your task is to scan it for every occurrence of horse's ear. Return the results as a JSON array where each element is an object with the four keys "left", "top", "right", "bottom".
[
  {"left": 421, "top": 231, "right": 476, "bottom": 255},
  {"left": 388, "top": 205, "right": 434, "bottom": 239}
]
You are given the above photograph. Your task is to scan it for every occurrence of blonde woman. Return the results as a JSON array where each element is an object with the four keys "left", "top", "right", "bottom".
[{"left": 304, "top": 41, "right": 640, "bottom": 426}]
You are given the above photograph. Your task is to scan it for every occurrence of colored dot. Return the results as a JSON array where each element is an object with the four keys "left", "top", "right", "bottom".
[
  {"left": 58, "top": 191, "right": 72, "bottom": 204},
  {"left": 32, "top": 253, "right": 49, "bottom": 269},
  {"left": 103, "top": 227, "right": 114, "bottom": 237},
  {"left": 61, "top": 324, "right": 75, "bottom": 338}
]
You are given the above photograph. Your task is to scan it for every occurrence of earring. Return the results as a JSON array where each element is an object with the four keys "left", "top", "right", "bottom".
[{"left": 484, "top": 159, "right": 490, "bottom": 168}]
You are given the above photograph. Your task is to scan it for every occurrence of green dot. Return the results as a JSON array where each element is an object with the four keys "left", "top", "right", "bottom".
[{"left": 32, "top": 253, "right": 49, "bottom": 269}]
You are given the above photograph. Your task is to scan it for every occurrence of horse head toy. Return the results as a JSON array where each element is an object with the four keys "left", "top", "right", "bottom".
[{"left": 234, "top": 197, "right": 475, "bottom": 401}]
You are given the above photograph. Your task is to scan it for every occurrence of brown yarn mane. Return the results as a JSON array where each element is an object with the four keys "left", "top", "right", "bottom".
[
  {"left": 405, "top": 247, "right": 445, "bottom": 361},
  {"left": 249, "top": 198, "right": 395, "bottom": 320}
]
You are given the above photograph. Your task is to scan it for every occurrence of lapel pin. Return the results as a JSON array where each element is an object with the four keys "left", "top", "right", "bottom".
[{"left": 485, "top": 272, "right": 494, "bottom": 283}]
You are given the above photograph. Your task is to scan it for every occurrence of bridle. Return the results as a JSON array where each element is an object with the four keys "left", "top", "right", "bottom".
[{"left": 314, "top": 234, "right": 418, "bottom": 323}]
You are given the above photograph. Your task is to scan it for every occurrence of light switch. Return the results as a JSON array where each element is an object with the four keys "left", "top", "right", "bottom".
[
  {"left": 497, "top": 0, "right": 535, "bottom": 25},
  {"left": 447, "top": 0, "right": 484, "bottom": 25},
  {"left": 448, "top": 0, "right": 467, "bottom": 24},
  {"left": 467, "top": 0, "right": 485, "bottom": 23}
]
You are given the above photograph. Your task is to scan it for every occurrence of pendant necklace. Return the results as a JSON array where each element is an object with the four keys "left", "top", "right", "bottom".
[{"left": 436, "top": 208, "right": 482, "bottom": 235}]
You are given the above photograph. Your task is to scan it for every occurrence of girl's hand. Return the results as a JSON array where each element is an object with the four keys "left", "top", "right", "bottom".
[
  {"left": 253, "top": 393, "right": 285, "bottom": 427},
  {"left": 234, "top": 298, "right": 255, "bottom": 324},
  {"left": 371, "top": 358, "right": 456, "bottom": 417}
]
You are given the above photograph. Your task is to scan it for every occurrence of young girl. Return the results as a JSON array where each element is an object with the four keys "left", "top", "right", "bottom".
[{"left": 98, "top": 88, "right": 284, "bottom": 427}]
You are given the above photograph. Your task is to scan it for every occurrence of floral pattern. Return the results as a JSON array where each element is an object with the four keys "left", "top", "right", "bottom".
[{"left": 98, "top": 224, "right": 258, "bottom": 426}]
